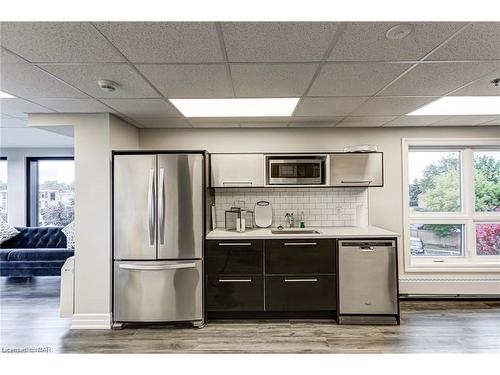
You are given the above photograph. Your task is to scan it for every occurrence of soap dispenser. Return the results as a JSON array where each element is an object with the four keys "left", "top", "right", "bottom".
[{"left": 299, "top": 211, "right": 305, "bottom": 228}]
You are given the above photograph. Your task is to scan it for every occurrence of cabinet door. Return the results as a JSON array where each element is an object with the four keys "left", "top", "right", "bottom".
[
  {"left": 207, "top": 240, "right": 264, "bottom": 275},
  {"left": 266, "top": 239, "right": 335, "bottom": 274},
  {"left": 330, "top": 153, "right": 383, "bottom": 187},
  {"left": 211, "top": 154, "right": 265, "bottom": 187},
  {"left": 207, "top": 275, "right": 264, "bottom": 311},
  {"left": 265, "top": 275, "right": 336, "bottom": 311}
]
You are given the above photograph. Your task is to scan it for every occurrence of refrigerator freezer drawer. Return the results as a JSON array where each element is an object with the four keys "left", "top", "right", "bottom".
[{"left": 114, "top": 260, "right": 203, "bottom": 322}]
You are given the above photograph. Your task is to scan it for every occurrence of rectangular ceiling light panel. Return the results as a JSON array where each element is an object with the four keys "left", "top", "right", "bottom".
[
  {"left": 408, "top": 96, "right": 500, "bottom": 116},
  {"left": 169, "top": 98, "right": 300, "bottom": 117},
  {"left": 0, "top": 90, "right": 15, "bottom": 99}
]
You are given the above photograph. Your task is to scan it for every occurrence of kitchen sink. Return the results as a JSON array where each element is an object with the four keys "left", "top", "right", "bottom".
[{"left": 271, "top": 229, "right": 321, "bottom": 234}]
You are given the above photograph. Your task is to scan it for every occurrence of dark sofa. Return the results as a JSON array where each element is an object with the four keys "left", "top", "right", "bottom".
[{"left": 0, "top": 227, "right": 74, "bottom": 277}]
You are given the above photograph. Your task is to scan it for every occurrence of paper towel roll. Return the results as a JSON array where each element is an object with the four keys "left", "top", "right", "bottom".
[{"left": 355, "top": 204, "right": 368, "bottom": 228}]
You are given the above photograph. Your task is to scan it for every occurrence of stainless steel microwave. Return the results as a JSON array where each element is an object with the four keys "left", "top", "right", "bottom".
[{"left": 268, "top": 158, "right": 324, "bottom": 185}]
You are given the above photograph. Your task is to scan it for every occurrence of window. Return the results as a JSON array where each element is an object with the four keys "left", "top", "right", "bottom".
[
  {"left": 0, "top": 157, "right": 7, "bottom": 222},
  {"left": 403, "top": 139, "right": 500, "bottom": 271},
  {"left": 27, "top": 157, "right": 74, "bottom": 227}
]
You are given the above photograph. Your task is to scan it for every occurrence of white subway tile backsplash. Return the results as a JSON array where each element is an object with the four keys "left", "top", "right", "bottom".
[{"left": 214, "top": 187, "right": 368, "bottom": 228}]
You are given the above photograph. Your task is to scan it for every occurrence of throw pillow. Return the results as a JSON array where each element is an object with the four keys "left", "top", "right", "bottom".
[
  {"left": 0, "top": 218, "right": 20, "bottom": 245},
  {"left": 62, "top": 221, "right": 75, "bottom": 249}
]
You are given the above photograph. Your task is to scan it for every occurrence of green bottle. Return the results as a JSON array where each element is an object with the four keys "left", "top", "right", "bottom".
[{"left": 300, "top": 211, "right": 305, "bottom": 228}]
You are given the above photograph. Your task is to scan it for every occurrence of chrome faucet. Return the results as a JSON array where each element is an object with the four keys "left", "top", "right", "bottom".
[{"left": 285, "top": 213, "right": 295, "bottom": 228}]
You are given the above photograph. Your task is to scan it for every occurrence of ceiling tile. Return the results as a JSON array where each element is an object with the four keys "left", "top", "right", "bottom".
[
  {"left": 430, "top": 115, "right": 500, "bottom": 126},
  {"left": 42, "top": 64, "right": 160, "bottom": 98},
  {"left": 191, "top": 123, "right": 240, "bottom": 128},
  {"left": 428, "top": 22, "right": 500, "bottom": 61},
  {"left": 132, "top": 117, "right": 191, "bottom": 128},
  {"left": 240, "top": 122, "right": 289, "bottom": 128},
  {"left": 308, "top": 63, "right": 411, "bottom": 96},
  {"left": 383, "top": 115, "right": 452, "bottom": 127},
  {"left": 381, "top": 62, "right": 500, "bottom": 96},
  {"left": 0, "top": 117, "right": 28, "bottom": 127},
  {"left": 222, "top": 22, "right": 339, "bottom": 62},
  {"left": 453, "top": 68, "right": 500, "bottom": 96},
  {"left": 0, "top": 22, "right": 124, "bottom": 63},
  {"left": 230, "top": 63, "right": 317, "bottom": 97},
  {"left": 137, "top": 64, "right": 233, "bottom": 98},
  {"left": 294, "top": 97, "right": 368, "bottom": 116},
  {"left": 189, "top": 117, "right": 290, "bottom": 124},
  {"left": 350, "top": 97, "right": 436, "bottom": 116},
  {"left": 481, "top": 118, "right": 500, "bottom": 126},
  {"left": 336, "top": 116, "right": 396, "bottom": 127},
  {"left": 0, "top": 63, "right": 87, "bottom": 99},
  {"left": 289, "top": 117, "right": 343, "bottom": 127},
  {"left": 0, "top": 98, "right": 54, "bottom": 118},
  {"left": 329, "top": 22, "right": 465, "bottom": 62},
  {"left": 0, "top": 127, "right": 73, "bottom": 148},
  {"left": 101, "top": 99, "right": 181, "bottom": 118},
  {"left": 31, "top": 99, "right": 114, "bottom": 113},
  {"left": 94, "top": 22, "right": 223, "bottom": 63}
]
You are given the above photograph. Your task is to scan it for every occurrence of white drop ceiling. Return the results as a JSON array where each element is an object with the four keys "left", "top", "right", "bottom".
[{"left": 0, "top": 21, "right": 499, "bottom": 130}]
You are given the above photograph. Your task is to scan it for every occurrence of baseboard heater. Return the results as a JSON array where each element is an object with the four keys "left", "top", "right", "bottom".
[{"left": 400, "top": 294, "right": 500, "bottom": 300}]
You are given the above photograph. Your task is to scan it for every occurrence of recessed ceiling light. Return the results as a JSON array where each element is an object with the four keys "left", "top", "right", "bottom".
[
  {"left": 0, "top": 90, "right": 15, "bottom": 99},
  {"left": 407, "top": 96, "right": 500, "bottom": 116},
  {"left": 169, "top": 98, "right": 300, "bottom": 117},
  {"left": 385, "top": 24, "right": 413, "bottom": 40}
]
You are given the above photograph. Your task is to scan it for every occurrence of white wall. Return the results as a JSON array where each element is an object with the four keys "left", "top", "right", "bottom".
[
  {"left": 140, "top": 126, "right": 500, "bottom": 295},
  {"left": 29, "top": 113, "right": 139, "bottom": 329},
  {"left": 0, "top": 147, "right": 74, "bottom": 226}
]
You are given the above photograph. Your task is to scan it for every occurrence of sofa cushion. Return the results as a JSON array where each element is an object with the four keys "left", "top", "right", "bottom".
[
  {"left": 0, "top": 249, "right": 12, "bottom": 261},
  {"left": 62, "top": 221, "right": 75, "bottom": 249},
  {"left": 0, "top": 218, "right": 20, "bottom": 245},
  {"left": 5, "top": 248, "right": 74, "bottom": 261},
  {"left": 0, "top": 227, "right": 67, "bottom": 249}
]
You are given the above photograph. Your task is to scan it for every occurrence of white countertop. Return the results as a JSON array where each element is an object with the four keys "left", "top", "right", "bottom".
[{"left": 206, "top": 226, "right": 399, "bottom": 240}]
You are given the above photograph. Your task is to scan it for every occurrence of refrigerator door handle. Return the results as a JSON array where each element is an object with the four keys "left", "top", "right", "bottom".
[
  {"left": 158, "top": 167, "right": 165, "bottom": 246},
  {"left": 119, "top": 263, "right": 197, "bottom": 271},
  {"left": 147, "top": 168, "right": 155, "bottom": 246}
]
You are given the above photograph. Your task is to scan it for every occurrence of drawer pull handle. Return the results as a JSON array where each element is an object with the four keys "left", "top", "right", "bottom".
[
  {"left": 218, "top": 242, "right": 252, "bottom": 246},
  {"left": 284, "top": 242, "right": 317, "bottom": 246},
  {"left": 341, "top": 180, "right": 372, "bottom": 184},
  {"left": 284, "top": 278, "right": 318, "bottom": 283},
  {"left": 218, "top": 278, "right": 252, "bottom": 283}
]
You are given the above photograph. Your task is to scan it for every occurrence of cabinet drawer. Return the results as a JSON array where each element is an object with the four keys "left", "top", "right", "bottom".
[
  {"left": 265, "top": 275, "right": 336, "bottom": 311},
  {"left": 207, "top": 240, "right": 264, "bottom": 275},
  {"left": 265, "top": 239, "right": 335, "bottom": 274},
  {"left": 207, "top": 275, "right": 264, "bottom": 311}
]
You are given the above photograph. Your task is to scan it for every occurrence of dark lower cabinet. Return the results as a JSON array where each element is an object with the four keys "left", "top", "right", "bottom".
[
  {"left": 206, "top": 240, "right": 264, "bottom": 274},
  {"left": 265, "top": 275, "right": 336, "bottom": 311},
  {"left": 266, "top": 239, "right": 335, "bottom": 274},
  {"left": 206, "top": 275, "right": 264, "bottom": 311}
]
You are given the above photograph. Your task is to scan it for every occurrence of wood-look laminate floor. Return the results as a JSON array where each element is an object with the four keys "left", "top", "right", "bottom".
[{"left": 1, "top": 277, "right": 499, "bottom": 353}]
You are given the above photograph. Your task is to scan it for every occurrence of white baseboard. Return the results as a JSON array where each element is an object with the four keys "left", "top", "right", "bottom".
[
  {"left": 71, "top": 313, "right": 112, "bottom": 329},
  {"left": 399, "top": 278, "right": 500, "bottom": 295}
]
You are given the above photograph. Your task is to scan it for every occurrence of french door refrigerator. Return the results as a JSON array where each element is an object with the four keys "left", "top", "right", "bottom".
[{"left": 113, "top": 152, "right": 204, "bottom": 327}]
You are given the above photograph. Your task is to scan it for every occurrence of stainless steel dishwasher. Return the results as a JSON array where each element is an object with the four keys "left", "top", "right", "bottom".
[{"left": 338, "top": 240, "right": 399, "bottom": 324}]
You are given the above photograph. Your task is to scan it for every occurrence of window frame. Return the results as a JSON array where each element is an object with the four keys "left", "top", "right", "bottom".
[
  {"left": 402, "top": 138, "right": 500, "bottom": 273},
  {"left": 0, "top": 156, "right": 7, "bottom": 222},
  {"left": 26, "top": 156, "right": 74, "bottom": 227}
]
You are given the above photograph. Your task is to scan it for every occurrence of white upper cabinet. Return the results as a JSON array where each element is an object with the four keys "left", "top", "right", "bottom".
[
  {"left": 329, "top": 153, "right": 383, "bottom": 187},
  {"left": 211, "top": 154, "right": 265, "bottom": 187}
]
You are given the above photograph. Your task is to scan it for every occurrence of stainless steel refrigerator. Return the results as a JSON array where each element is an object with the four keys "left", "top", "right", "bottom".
[{"left": 113, "top": 152, "right": 204, "bottom": 327}]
